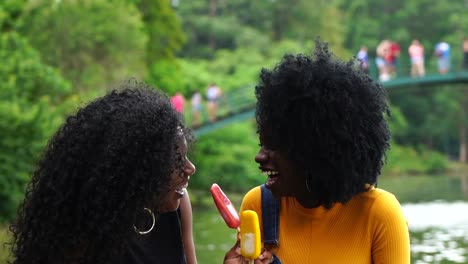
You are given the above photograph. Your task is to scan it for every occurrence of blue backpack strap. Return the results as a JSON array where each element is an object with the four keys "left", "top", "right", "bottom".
[
  {"left": 260, "top": 184, "right": 282, "bottom": 264},
  {"left": 260, "top": 184, "right": 280, "bottom": 246}
]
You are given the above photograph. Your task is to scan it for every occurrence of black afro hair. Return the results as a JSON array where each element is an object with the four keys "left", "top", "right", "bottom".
[{"left": 255, "top": 39, "right": 390, "bottom": 208}]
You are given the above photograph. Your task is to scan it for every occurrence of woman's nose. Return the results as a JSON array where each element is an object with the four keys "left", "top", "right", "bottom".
[
  {"left": 255, "top": 148, "right": 268, "bottom": 163},
  {"left": 185, "top": 159, "right": 196, "bottom": 176}
]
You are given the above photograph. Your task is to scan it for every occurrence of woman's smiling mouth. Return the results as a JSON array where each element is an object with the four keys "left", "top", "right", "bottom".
[
  {"left": 261, "top": 169, "right": 279, "bottom": 188},
  {"left": 175, "top": 181, "right": 189, "bottom": 197}
]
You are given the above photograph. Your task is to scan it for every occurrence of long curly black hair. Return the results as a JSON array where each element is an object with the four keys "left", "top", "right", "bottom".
[
  {"left": 9, "top": 80, "right": 193, "bottom": 264},
  {"left": 255, "top": 39, "right": 390, "bottom": 208}
]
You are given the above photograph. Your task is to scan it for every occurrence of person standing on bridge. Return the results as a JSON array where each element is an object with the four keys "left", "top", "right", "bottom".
[
  {"left": 388, "top": 40, "right": 401, "bottom": 77},
  {"left": 376, "top": 40, "right": 391, "bottom": 81},
  {"left": 356, "top": 45, "right": 370, "bottom": 74},
  {"left": 408, "top": 39, "right": 425, "bottom": 77},
  {"left": 191, "top": 90, "right": 203, "bottom": 127},
  {"left": 171, "top": 91, "right": 186, "bottom": 114},
  {"left": 206, "top": 83, "right": 222, "bottom": 122},
  {"left": 463, "top": 38, "right": 468, "bottom": 70},
  {"left": 434, "top": 41, "right": 451, "bottom": 74},
  {"left": 224, "top": 39, "right": 410, "bottom": 264}
]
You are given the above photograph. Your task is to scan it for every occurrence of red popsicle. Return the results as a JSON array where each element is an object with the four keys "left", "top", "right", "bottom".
[{"left": 210, "top": 183, "right": 241, "bottom": 229}]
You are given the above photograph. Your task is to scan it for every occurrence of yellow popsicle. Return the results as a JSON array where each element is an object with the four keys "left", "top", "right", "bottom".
[{"left": 240, "top": 210, "right": 261, "bottom": 260}]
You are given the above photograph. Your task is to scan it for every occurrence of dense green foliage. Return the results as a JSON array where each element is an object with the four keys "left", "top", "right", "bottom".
[
  {"left": 388, "top": 85, "right": 467, "bottom": 159},
  {"left": 0, "top": 0, "right": 25, "bottom": 32},
  {"left": 189, "top": 121, "right": 263, "bottom": 192},
  {"left": 19, "top": 0, "right": 147, "bottom": 92},
  {"left": 0, "top": 0, "right": 466, "bottom": 223},
  {"left": 0, "top": 225, "right": 12, "bottom": 263},
  {"left": 175, "top": 0, "right": 349, "bottom": 58},
  {"left": 0, "top": 32, "right": 72, "bottom": 222},
  {"left": 135, "top": 0, "right": 185, "bottom": 62}
]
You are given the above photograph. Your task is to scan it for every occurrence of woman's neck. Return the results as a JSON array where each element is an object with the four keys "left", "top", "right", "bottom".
[{"left": 295, "top": 194, "right": 321, "bottom": 208}]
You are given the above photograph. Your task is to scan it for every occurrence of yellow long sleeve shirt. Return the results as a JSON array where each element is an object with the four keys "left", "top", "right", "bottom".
[{"left": 240, "top": 186, "right": 410, "bottom": 264}]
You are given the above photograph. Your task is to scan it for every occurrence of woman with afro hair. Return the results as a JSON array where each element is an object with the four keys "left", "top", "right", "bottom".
[
  {"left": 10, "top": 80, "right": 197, "bottom": 264},
  {"left": 224, "top": 40, "right": 410, "bottom": 263}
]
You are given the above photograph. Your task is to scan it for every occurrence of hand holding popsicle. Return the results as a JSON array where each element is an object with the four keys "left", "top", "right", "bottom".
[
  {"left": 213, "top": 184, "right": 274, "bottom": 263},
  {"left": 240, "top": 210, "right": 261, "bottom": 263},
  {"left": 224, "top": 213, "right": 273, "bottom": 264}
]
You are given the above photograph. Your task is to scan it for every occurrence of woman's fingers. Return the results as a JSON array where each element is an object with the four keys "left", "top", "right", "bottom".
[
  {"left": 224, "top": 239, "right": 242, "bottom": 263},
  {"left": 255, "top": 246, "right": 274, "bottom": 264}
]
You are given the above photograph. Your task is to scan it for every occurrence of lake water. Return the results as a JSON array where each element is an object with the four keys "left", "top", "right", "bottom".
[{"left": 402, "top": 201, "right": 468, "bottom": 264}]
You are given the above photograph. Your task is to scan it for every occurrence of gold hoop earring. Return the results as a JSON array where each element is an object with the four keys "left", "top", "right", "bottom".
[{"left": 134, "top": 207, "right": 156, "bottom": 235}]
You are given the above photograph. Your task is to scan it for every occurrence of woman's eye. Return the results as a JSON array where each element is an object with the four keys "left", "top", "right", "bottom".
[{"left": 265, "top": 145, "right": 278, "bottom": 151}]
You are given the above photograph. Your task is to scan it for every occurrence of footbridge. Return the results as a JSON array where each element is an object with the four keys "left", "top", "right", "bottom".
[{"left": 193, "top": 71, "right": 468, "bottom": 137}]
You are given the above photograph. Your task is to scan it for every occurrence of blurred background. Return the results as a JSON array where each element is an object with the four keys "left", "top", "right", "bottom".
[{"left": 1, "top": 0, "right": 468, "bottom": 263}]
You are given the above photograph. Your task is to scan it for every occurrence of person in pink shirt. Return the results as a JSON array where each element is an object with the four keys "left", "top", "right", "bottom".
[
  {"left": 171, "top": 92, "right": 185, "bottom": 114},
  {"left": 463, "top": 38, "right": 468, "bottom": 70},
  {"left": 408, "top": 39, "right": 425, "bottom": 77}
]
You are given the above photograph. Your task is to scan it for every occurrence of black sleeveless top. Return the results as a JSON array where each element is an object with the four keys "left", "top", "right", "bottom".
[{"left": 120, "top": 209, "right": 186, "bottom": 264}]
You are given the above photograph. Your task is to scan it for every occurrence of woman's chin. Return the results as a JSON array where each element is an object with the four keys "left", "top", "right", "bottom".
[{"left": 160, "top": 192, "right": 183, "bottom": 212}]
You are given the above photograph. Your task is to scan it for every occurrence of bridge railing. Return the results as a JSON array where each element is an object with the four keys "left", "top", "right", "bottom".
[
  {"left": 184, "top": 85, "right": 256, "bottom": 128},
  {"left": 189, "top": 67, "right": 468, "bottom": 135},
  {"left": 368, "top": 55, "right": 466, "bottom": 81}
]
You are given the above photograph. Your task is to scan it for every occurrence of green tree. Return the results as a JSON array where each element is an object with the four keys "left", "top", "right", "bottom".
[
  {"left": 147, "top": 60, "right": 185, "bottom": 95},
  {"left": 190, "top": 122, "right": 262, "bottom": 192},
  {"left": 388, "top": 85, "right": 466, "bottom": 161},
  {"left": 176, "top": 0, "right": 264, "bottom": 58},
  {"left": 134, "top": 0, "right": 186, "bottom": 64},
  {"left": 0, "top": 0, "right": 26, "bottom": 32},
  {"left": 0, "top": 32, "right": 72, "bottom": 222},
  {"left": 458, "top": 87, "right": 467, "bottom": 162},
  {"left": 131, "top": 0, "right": 187, "bottom": 94},
  {"left": 19, "top": 0, "right": 147, "bottom": 92},
  {"left": 176, "top": 0, "right": 348, "bottom": 58}
]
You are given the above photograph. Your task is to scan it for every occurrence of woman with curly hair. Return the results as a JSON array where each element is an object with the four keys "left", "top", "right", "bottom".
[
  {"left": 10, "top": 81, "right": 196, "bottom": 264},
  {"left": 225, "top": 40, "right": 410, "bottom": 263}
]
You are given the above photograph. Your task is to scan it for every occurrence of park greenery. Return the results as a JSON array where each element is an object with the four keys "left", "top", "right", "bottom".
[{"left": 0, "top": 0, "right": 467, "bottom": 227}]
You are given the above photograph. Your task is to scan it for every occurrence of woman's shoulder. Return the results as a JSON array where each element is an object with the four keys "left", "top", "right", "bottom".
[
  {"left": 357, "top": 187, "right": 391, "bottom": 197},
  {"left": 357, "top": 188, "right": 406, "bottom": 220},
  {"left": 245, "top": 185, "right": 262, "bottom": 196},
  {"left": 240, "top": 186, "right": 262, "bottom": 211},
  {"left": 357, "top": 188, "right": 401, "bottom": 205}
]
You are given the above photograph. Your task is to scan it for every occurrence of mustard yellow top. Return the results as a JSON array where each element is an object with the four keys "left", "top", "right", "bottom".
[{"left": 240, "top": 186, "right": 410, "bottom": 264}]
